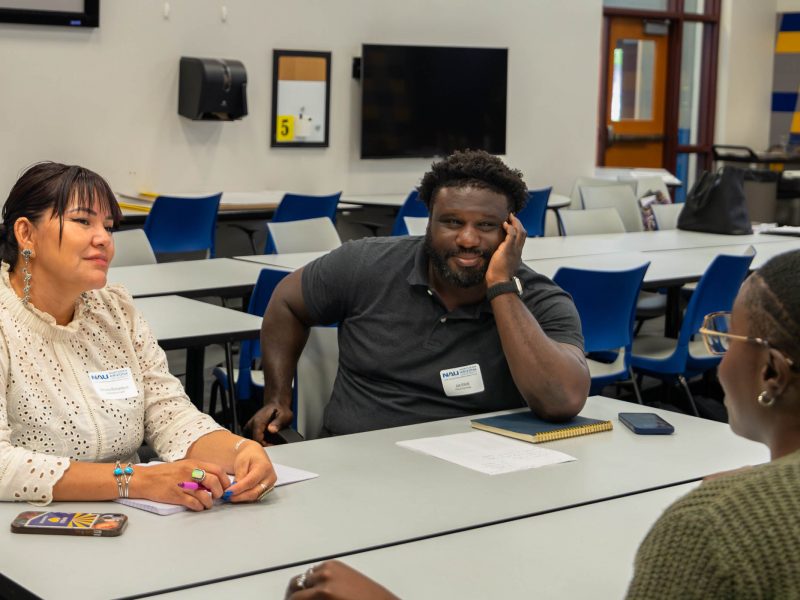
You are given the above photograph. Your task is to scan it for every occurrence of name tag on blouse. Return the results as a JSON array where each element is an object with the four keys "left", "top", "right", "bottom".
[
  {"left": 88, "top": 368, "right": 138, "bottom": 400},
  {"left": 439, "top": 363, "right": 485, "bottom": 397}
]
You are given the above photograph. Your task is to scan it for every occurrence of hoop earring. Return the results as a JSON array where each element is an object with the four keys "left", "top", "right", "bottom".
[
  {"left": 20, "top": 248, "right": 32, "bottom": 305},
  {"left": 757, "top": 391, "right": 775, "bottom": 407}
]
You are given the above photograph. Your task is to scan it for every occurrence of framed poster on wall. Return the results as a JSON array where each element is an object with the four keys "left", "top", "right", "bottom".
[{"left": 271, "top": 50, "right": 331, "bottom": 147}]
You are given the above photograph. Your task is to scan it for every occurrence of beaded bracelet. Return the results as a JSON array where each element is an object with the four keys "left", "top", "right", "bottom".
[{"left": 113, "top": 461, "right": 134, "bottom": 498}]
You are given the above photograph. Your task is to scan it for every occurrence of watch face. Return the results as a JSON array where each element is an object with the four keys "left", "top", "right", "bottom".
[{"left": 513, "top": 276, "right": 522, "bottom": 295}]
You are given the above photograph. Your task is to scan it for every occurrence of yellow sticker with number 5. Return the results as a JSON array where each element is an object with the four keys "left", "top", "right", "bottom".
[{"left": 276, "top": 115, "right": 294, "bottom": 142}]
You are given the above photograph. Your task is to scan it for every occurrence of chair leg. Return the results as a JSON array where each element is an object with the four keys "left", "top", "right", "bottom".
[
  {"left": 629, "top": 367, "right": 644, "bottom": 405},
  {"left": 224, "top": 342, "right": 240, "bottom": 434},
  {"left": 634, "top": 319, "right": 644, "bottom": 337},
  {"left": 678, "top": 375, "right": 700, "bottom": 417}
]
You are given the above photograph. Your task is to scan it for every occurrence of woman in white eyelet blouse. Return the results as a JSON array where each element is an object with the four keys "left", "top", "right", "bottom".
[{"left": 0, "top": 162, "right": 276, "bottom": 511}]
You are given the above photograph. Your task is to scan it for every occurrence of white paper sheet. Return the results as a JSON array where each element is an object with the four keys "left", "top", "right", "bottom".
[{"left": 397, "top": 431, "right": 576, "bottom": 475}]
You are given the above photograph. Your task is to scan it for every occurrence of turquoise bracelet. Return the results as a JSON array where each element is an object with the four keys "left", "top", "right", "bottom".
[{"left": 113, "top": 461, "right": 134, "bottom": 498}]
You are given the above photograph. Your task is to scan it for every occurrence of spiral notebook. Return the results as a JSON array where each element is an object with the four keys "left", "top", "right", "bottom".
[{"left": 471, "top": 412, "right": 613, "bottom": 444}]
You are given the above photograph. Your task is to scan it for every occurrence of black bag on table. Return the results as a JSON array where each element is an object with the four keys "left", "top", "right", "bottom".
[{"left": 678, "top": 166, "right": 752, "bottom": 235}]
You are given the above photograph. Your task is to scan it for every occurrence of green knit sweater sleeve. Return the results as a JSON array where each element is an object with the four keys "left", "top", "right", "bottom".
[{"left": 625, "top": 487, "right": 733, "bottom": 599}]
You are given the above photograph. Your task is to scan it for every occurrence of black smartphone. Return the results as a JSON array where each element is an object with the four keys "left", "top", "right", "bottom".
[
  {"left": 11, "top": 511, "right": 128, "bottom": 537},
  {"left": 618, "top": 412, "right": 675, "bottom": 435}
]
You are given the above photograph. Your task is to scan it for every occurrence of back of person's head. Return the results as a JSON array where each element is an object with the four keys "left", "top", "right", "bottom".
[
  {"left": 0, "top": 161, "right": 121, "bottom": 270},
  {"left": 417, "top": 149, "right": 528, "bottom": 214},
  {"left": 746, "top": 250, "right": 800, "bottom": 369}
]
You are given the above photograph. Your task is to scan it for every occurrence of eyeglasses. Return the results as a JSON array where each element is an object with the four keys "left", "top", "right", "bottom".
[{"left": 698, "top": 311, "right": 797, "bottom": 370}]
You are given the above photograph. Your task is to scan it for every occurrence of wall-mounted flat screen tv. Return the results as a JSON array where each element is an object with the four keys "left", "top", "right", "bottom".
[
  {"left": 360, "top": 44, "right": 508, "bottom": 159},
  {"left": 0, "top": 0, "right": 98, "bottom": 27}
]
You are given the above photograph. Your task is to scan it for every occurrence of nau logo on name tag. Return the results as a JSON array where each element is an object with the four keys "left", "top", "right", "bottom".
[
  {"left": 439, "top": 363, "right": 485, "bottom": 397},
  {"left": 88, "top": 368, "right": 138, "bottom": 401}
]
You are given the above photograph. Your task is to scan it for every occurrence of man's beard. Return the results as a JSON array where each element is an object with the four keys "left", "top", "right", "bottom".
[{"left": 424, "top": 230, "right": 493, "bottom": 288}]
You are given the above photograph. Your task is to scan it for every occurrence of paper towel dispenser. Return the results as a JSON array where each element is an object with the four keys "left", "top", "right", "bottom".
[{"left": 178, "top": 57, "right": 248, "bottom": 121}]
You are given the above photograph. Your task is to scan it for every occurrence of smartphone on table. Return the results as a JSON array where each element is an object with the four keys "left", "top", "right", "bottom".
[
  {"left": 618, "top": 412, "right": 675, "bottom": 435},
  {"left": 11, "top": 511, "right": 128, "bottom": 537}
]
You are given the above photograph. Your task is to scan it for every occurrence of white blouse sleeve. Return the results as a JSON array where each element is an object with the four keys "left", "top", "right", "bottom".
[
  {"left": 0, "top": 333, "right": 70, "bottom": 505},
  {"left": 115, "top": 287, "right": 225, "bottom": 462}
]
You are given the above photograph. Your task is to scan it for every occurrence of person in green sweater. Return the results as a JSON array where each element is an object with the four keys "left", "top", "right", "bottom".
[
  {"left": 625, "top": 248, "right": 800, "bottom": 598},
  {"left": 282, "top": 249, "right": 800, "bottom": 600}
]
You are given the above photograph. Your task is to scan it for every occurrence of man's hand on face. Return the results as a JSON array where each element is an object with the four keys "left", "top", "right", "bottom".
[{"left": 485, "top": 212, "right": 527, "bottom": 287}]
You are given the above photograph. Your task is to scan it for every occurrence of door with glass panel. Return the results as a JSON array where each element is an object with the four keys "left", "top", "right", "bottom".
[{"left": 603, "top": 17, "right": 669, "bottom": 168}]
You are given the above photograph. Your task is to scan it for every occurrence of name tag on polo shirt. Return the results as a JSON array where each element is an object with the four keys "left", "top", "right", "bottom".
[
  {"left": 88, "top": 368, "right": 138, "bottom": 400},
  {"left": 439, "top": 363, "right": 485, "bottom": 397}
]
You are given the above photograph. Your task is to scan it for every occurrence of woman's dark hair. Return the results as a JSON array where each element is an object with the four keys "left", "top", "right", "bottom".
[
  {"left": 417, "top": 149, "right": 529, "bottom": 214},
  {"left": 746, "top": 249, "right": 800, "bottom": 366},
  {"left": 0, "top": 162, "right": 122, "bottom": 270}
]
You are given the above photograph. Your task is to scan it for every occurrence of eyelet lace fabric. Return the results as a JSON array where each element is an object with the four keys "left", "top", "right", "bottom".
[{"left": 0, "top": 263, "right": 224, "bottom": 504}]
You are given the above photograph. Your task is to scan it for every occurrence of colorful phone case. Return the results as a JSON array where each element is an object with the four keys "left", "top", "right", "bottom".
[{"left": 11, "top": 511, "right": 128, "bottom": 537}]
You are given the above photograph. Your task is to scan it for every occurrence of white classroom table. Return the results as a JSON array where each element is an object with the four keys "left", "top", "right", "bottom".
[
  {"left": 134, "top": 295, "right": 262, "bottom": 350},
  {"left": 521, "top": 229, "right": 797, "bottom": 261},
  {"left": 157, "top": 482, "right": 700, "bottom": 599},
  {"left": 234, "top": 251, "right": 327, "bottom": 271},
  {"left": 108, "top": 258, "right": 267, "bottom": 298},
  {"left": 524, "top": 239, "right": 800, "bottom": 286},
  {"left": 0, "top": 397, "right": 766, "bottom": 599},
  {"left": 594, "top": 167, "right": 683, "bottom": 186},
  {"left": 133, "top": 295, "right": 262, "bottom": 430}
]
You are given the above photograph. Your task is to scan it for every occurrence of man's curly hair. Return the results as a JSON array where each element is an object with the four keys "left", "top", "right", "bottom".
[{"left": 417, "top": 150, "right": 528, "bottom": 213}]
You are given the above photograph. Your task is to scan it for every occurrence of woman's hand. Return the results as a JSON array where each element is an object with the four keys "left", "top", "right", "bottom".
[
  {"left": 128, "top": 459, "right": 230, "bottom": 511},
  {"left": 285, "top": 561, "right": 399, "bottom": 600},
  {"left": 225, "top": 440, "right": 278, "bottom": 503}
]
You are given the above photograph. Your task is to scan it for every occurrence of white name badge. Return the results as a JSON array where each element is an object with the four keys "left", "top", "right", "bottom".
[
  {"left": 439, "top": 363, "right": 485, "bottom": 397},
  {"left": 88, "top": 368, "right": 138, "bottom": 401}
]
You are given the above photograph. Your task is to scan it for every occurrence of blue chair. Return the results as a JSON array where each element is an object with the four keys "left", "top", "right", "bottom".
[
  {"left": 631, "top": 250, "right": 756, "bottom": 415},
  {"left": 517, "top": 187, "right": 551, "bottom": 237},
  {"left": 143, "top": 193, "right": 221, "bottom": 257},
  {"left": 554, "top": 263, "right": 649, "bottom": 400},
  {"left": 264, "top": 192, "right": 342, "bottom": 253},
  {"left": 210, "top": 268, "right": 291, "bottom": 425},
  {"left": 391, "top": 190, "right": 429, "bottom": 236}
]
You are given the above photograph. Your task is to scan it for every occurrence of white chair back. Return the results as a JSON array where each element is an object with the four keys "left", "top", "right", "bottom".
[
  {"left": 651, "top": 203, "right": 684, "bottom": 230},
  {"left": 403, "top": 216, "right": 429, "bottom": 236},
  {"left": 581, "top": 185, "right": 644, "bottom": 232},
  {"left": 111, "top": 229, "right": 157, "bottom": 266},
  {"left": 630, "top": 176, "right": 670, "bottom": 200},
  {"left": 569, "top": 177, "right": 636, "bottom": 210},
  {"left": 296, "top": 326, "right": 339, "bottom": 440},
  {"left": 267, "top": 217, "right": 342, "bottom": 253},
  {"left": 559, "top": 208, "right": 626, "bottom": 236}
]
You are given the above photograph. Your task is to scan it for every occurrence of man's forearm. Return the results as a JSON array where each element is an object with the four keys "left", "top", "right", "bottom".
[
  {"left": 490, "top": 294, "right": 589, "bottom": 420},
  {"left": 261, "top": 299, "right": 310, "bottom": 407}
]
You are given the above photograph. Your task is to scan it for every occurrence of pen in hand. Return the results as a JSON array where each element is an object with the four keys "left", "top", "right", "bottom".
[{"left": 177, "top": 481, "right": 211, "bottom": 492}]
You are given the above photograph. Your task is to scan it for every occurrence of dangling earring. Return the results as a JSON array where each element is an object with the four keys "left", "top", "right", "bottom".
[
  {"left": 757, "top": 391, "right": 775, "bottom": 407},
  {"left": 20, "top": 248, "right": 32, "bottom": 305}
]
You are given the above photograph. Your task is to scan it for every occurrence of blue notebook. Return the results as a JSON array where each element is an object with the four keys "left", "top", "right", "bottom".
[{"left": 471, "top": 412, "right": 613, "bottom": 444}]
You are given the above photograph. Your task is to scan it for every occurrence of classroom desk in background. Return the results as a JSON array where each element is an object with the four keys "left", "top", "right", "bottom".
[
  {"left": 156, "top": 481, "right": 699, "bottom": 600},
  {"left": 133, "top": 295, "right": 261, "bottom": 428},
  {"left": 111, "top": 259, "right": 267, "bottom": 413},
  {"left": 108, "top": 258, "right": 267, "bottom": 299},
  {"left": 521, "top": 229, "right": 798, "bottom": 261},
  {"left": 0, "top": 397, "right": 766, "bottom": 599}
]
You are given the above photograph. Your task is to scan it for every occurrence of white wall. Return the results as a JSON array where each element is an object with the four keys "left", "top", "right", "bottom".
[
  {"left": 715, "top": 0, "right": 778, "bottom": 149},
  {"left": 777, "top": 0, "right": 800, "bottom": 12},
  {"left": 0, "top": 0, "right": 603, "bottom": 199}
]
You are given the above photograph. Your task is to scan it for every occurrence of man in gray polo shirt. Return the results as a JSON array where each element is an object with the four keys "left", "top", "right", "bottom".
[{"left": 247, "top": 150, "right": 590, "bottom": 440}]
